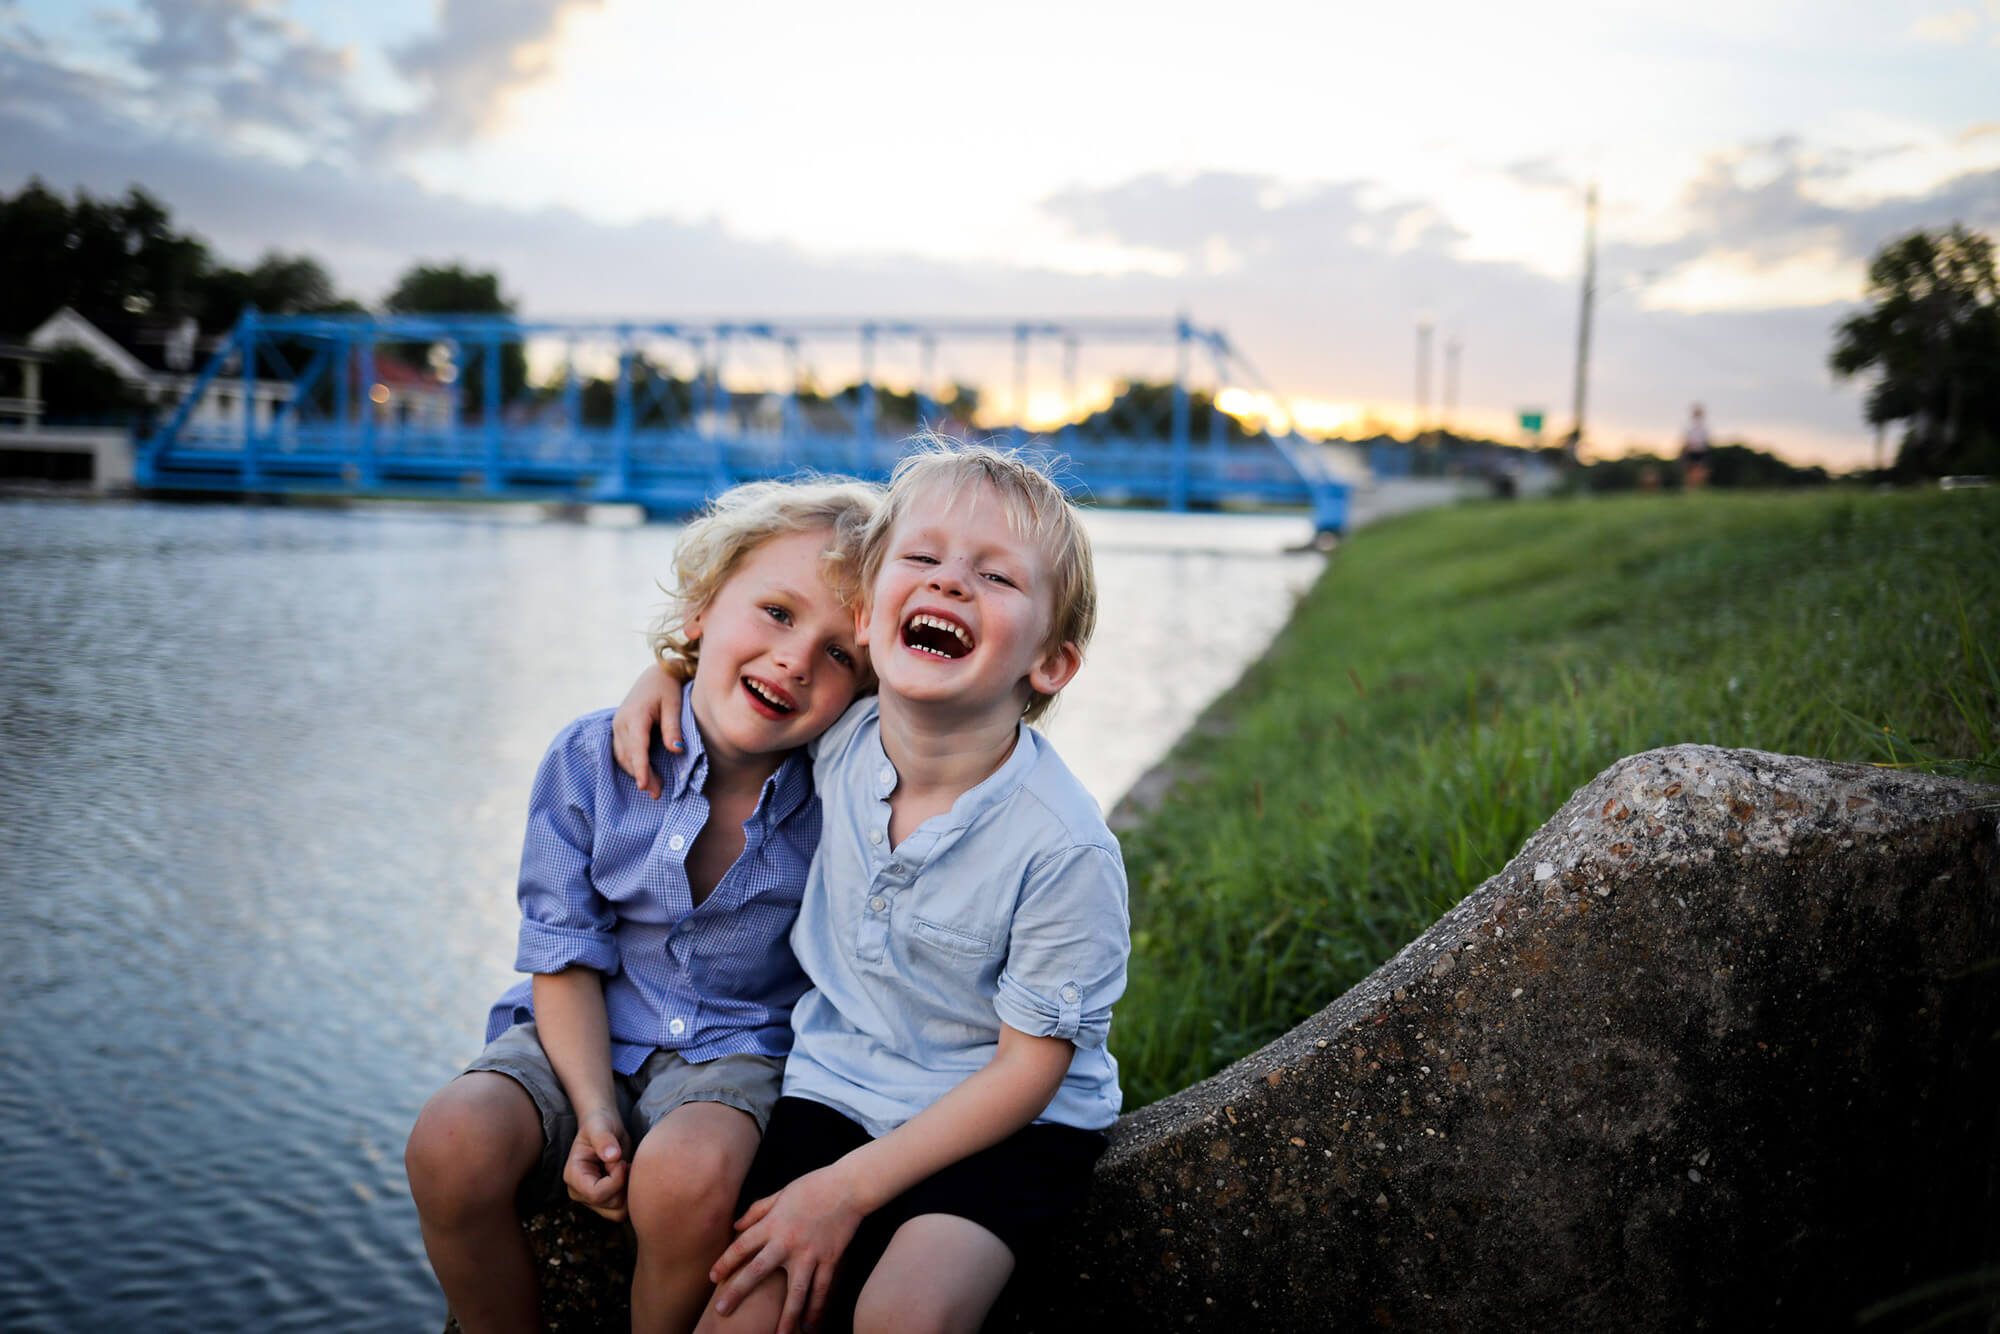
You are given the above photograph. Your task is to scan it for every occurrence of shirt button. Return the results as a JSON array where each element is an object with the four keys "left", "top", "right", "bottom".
[
  {"left": 1061, "top": 983, "right": 1081, "bottom": 1003},
  {"left": 668, "top": 1018, "right": 686, "bottom": 1035},
  {"left": 877, "top": 764, "right": 894, "bottom": 787},
  {"left": 868, "top": 829, "right": 884, "bottom": 846},
  {"left": 668, "top": 834, "right": 686, "bottom": 852},
  {"left": 868, "top": 895, "right": 887, "bottom": 913}
]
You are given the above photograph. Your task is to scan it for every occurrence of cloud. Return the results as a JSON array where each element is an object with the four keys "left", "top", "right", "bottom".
[
  {"left": 1500, "top": 156, "right": 1583, "bottom": 195},
  {"left": 381, "top": 0, "right": 605, "bottom": 150},
  {"left": 1910, "top": 8, "right": 1982, "bottom": 43},
  {"left": 117, "top": 0, "right": 359, "bottom": 155},
  {"left": 6, "top": 1, "right": 603, "bottom": 166},
  {"left": 1593, "top": 137, "right": 2000, "bottom": 299},
  {"left": 1042, "top": 171, "right": 1469, "bottom": 272}
]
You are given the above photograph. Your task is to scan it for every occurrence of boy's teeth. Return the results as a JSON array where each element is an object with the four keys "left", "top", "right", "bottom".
[
  {"left": 909, "top": 613, "right": 971, "bottom": 647},
  {"left": 745, "top": 679, "right": 792, "bottom": 711}
]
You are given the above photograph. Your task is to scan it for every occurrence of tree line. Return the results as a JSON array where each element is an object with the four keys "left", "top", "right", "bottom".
[{"left": 0, "top": 180, "right": 525, "bottom": 419}]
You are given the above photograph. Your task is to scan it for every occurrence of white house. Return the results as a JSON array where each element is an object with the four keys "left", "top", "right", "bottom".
[{"left": 27, "top": 306, "right": 293, "bottom": 434}]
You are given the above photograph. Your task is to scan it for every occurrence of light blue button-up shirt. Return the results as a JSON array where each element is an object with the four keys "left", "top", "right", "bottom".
[
  {"left": 485, "top": 695, "right": 818, "bottom": 1074},
  {"left": 783, "top": 697, "right": 1131, "bottom": 1137}
]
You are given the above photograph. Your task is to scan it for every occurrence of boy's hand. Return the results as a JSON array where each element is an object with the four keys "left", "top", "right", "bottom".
[
  {"left": 612, "top": 665, "right": 686, "bottom": 800},
  {"left": 563, "top": 1107, "right": 633, "bottom": 1222},
  {"left": 709, "top": 1165, "right": 865, "bottom": 1334}
]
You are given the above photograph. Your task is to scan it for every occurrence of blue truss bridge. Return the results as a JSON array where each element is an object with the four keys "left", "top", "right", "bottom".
[{"left": 139, "top": 313, "right": 1351, "bottom": 533}]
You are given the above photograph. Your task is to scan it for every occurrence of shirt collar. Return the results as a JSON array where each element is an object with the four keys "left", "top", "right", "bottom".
[
  {"left": 662, "top": 687, "right": 813, "bottom": 824},
  {"left": 868, "top": 713, "right": 1039, "bottom": 833}
]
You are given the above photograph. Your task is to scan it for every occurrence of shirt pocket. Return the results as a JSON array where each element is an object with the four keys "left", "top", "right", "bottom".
[{"left": 909, "top": 915, "right": 995, "bottom": 960}]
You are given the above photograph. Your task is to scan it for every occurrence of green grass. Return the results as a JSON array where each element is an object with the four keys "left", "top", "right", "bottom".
[{"left": 1115, "top": 486, "right": 2000, "bottom": 1107}]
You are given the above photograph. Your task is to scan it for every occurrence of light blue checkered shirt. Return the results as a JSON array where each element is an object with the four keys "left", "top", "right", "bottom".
[
  {"left": 782, "top": 697, "right": 1131, "bottom": 1137},
  {"left": 485, "top": 694, "right": 818, "bottom": 1074}
]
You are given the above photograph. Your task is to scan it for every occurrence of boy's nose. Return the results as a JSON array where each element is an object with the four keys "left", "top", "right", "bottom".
[{"left": 928, "top": 562, "right": 971, "bottom": 596}]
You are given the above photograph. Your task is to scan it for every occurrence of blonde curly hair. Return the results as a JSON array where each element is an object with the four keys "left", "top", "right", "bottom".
[
  {"left": 650, "top": 477, "right": 882, "bottom": 685},
  {"left": 858, "top": 435, "right": 1096, "bottom": 724}
]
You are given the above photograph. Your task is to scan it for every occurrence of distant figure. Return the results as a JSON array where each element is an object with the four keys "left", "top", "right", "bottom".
[{"left": 1681, "top": 403, "right": 1712, "bottom": 489}]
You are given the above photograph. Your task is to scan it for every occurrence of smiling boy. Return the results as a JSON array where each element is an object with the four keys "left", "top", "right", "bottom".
[
  {"left": 407, "top": 480, "right": 877, "bottom": 1334},
  {"left": 617, "top": 440, "right": 1130, "bottom": 1334}
]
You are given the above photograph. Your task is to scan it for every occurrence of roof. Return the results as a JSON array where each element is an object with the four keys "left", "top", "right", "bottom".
[{"left": 25, "top": 306, "right": 238, "bottom": 378}]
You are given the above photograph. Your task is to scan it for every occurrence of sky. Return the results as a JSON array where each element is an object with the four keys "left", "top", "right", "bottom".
[{"left": 3, "top": 0, "right": 1997, "bottom": 467}]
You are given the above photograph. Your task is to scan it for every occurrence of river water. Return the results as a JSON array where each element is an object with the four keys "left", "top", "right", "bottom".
[{"left": 0, "top": 497, "right": 1321, "bottom": 1331}]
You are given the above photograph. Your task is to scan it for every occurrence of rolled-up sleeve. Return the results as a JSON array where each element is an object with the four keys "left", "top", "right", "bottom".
[
  {"left": 994, "top": 843, "right": 1130, "bottom": 1049},
  {"left": 513, "top": 721, "right": 621, "bottom": 977}
]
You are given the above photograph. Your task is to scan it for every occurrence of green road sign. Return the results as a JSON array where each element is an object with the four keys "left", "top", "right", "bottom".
[{"left": 1518, "top": 410, "right": 1545, "bottom": 434}]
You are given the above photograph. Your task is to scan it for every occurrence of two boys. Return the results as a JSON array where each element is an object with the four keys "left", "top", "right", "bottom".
[{"left": 410, "top": 442, "right": 1129, "bottom": 1334}]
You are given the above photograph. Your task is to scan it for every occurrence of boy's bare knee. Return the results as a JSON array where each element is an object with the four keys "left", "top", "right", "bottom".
[
  {"left": 627, "top": 1111, "right": 755, "bottom": 1246},
  {"left": 405, "top": 1074, "right": 540, "bottom": 1222}
]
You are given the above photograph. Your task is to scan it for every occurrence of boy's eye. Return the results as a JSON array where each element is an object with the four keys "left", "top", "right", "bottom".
[
  {"left": 982, "top": 570, "right": 1017, "bottom": 588},
  {"left": 828, "top": 644, "right": 856, "bottom": 668},
  {"left": 902, "top": 552, "right": 938, "bottom": 565},
  {"left": 763, "top": 604, "right": 792, "bottom": 624}
]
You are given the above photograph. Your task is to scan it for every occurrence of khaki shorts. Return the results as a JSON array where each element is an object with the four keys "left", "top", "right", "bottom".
[{"left": 465, "top": 1022, "right": 785, "bottom": 1206}]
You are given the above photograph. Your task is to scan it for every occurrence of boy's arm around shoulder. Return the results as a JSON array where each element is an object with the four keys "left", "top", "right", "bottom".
[{"left": 611, "top": 663, "right": 685, "bottom": 800}]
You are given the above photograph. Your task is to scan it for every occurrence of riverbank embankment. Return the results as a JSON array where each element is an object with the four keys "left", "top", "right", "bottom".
[{"left": 1112, "top": 486, "right": 2000, "bottom": 1105}]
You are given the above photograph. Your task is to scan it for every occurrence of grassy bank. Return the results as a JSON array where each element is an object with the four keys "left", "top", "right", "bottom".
[{"left": 1115, "top": 487, "right": 2000, "bottom": 1107}]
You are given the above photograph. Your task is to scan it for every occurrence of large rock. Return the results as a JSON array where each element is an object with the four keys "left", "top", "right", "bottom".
[
  {"left": 476, "top": 746, "right": 2000, "bottom": 1331},
  {"left": 1007, "top": 745, "right": 2000, "bottom": 1331}
]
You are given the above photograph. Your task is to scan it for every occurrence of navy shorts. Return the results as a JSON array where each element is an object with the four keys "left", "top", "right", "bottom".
[{"left": 738, "top": 1096, "right": 1107, "bottom": 1326}]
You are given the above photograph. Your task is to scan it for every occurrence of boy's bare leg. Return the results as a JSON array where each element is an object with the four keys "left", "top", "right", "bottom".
[
  {"left": 628, "top": 1102, "right": 763, "bottom": 1333},
  {"left": 405, "top": 1072, "right": 546, "bottom": 1334},
  {"left": 851, "top": 1215, "right": 1014, "bottom": 1334},
  {"left": 691, "top": 1272, "right": 788, "bottom": 1334}
]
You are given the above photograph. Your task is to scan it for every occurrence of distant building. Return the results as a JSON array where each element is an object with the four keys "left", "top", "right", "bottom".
[
  {"left": 356, "top": 352, "right": 454, "bottom": 431},
  {"left": 26, "top": 306, "right": 456, "bottom": 437},
  {"left": 0, "top": 342, "right": 47, "bottom": 428},
  {"left": 26, "top": 306, "right": 293, "bottom": 432}
]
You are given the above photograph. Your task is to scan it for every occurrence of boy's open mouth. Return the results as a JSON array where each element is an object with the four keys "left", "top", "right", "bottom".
[
  {"left": 902, "top": 611, "right": 973, "bottom": 660},
  {"left": 742, "top": 676, "right": 796, "bottom": 714}
]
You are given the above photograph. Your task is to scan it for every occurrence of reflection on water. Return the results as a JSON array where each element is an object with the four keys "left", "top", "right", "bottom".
[{"left": 0, "top": 498, "right": 1318, "bottom": 1331}]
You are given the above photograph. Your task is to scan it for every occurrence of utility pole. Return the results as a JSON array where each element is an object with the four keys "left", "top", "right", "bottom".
[
  {"left": 1567, "top": 183, "right": 1598, "bottom": 464},
  {"left": 1443, "top": 337, "right": 1461, "bottom": 435},
  {"left": 1415, "top": 318, "right": 1433, "bottom": 460}
]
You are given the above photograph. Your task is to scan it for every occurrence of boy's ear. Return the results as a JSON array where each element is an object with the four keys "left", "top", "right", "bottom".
[
  {"left": 1027, "top": 640, "right": 1082, "bottom": 698},
  {"left": 684, "top": 605, "right": 705, "bottom": 644},
  {"left": 854, "top": 600, "right": 872, "bottom": 647}
]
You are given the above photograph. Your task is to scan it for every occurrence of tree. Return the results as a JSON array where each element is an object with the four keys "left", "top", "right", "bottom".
[
  {"left": 0, "top": 181, "right": 363, "bottom": 342},
  {"left": 384, "top": 261, "right": 527, "bottom": 412},
  {"left": 0, "top": 181, "right": 213, "bottom": 335},
  {"left": 195, "top": 251, "right": 355, "bottom": 328},
  {"left": 1831, "top": 225, "right": 2000, "bottom": 478}
]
